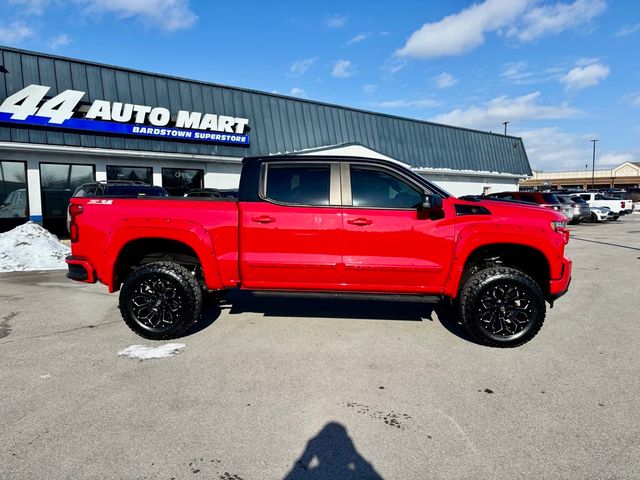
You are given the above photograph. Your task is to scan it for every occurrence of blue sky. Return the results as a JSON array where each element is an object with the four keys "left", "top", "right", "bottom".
[{"left": 0, "top": 0, "right": 638, "bottom": 172}]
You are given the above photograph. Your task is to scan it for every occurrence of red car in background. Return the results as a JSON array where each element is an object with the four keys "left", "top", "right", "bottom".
[{"left": 486, "top": 191, "right": 563, "bottom": 213}]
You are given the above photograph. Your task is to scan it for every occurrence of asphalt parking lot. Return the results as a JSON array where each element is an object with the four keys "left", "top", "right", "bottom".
[{"left": 1, "top": 215, "right": 639, "bottom": 480}]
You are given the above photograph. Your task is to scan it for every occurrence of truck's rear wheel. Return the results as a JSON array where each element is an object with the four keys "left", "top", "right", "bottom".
[
  {"left": 459, "top": 266, "right": 545, "bottom": 348},
  {"left": 119, "top": 261, "right": 202, "bottom": 340}
]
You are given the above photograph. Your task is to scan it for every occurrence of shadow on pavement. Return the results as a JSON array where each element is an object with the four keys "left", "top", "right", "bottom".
[
  {"left": 189, "top": 289, "right": 478, "bottom": 344},
  {"left": 225, "top": 290, "right": 432, "bottom": 322},
  {"left": 283, "top": 422, "right": 383, "bottom": 480},
  {"left": 433, "top": 302, "right": 478, "bottom": 344}
]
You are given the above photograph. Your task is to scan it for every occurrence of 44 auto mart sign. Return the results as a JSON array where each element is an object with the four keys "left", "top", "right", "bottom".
[{"left": 0, "top": 84, "right": 250, "bottom": 146}]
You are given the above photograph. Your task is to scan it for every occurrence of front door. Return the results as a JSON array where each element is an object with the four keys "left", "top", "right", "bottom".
[
  {"left": 239, "top": 161, "right": 343, "bottom": 290},
  {"left": 341, "top": 163, "right": 455, "bottom": 294}
]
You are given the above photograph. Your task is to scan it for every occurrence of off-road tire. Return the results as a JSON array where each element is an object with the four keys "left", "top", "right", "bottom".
[
  {"left": 119, "top": 261, "right": 202, "bottom": 340},
  {"left": 459, "top": 266, "right": 546, "bottom": 348}
]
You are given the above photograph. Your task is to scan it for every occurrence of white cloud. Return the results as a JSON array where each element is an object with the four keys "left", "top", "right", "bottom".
[
  {"left": 615, "top": 22, "right": 640, "bottom": 37},
  {"left": 332, "top": 60, "right": 355, "bottom": 79},
  {"left": 631, "top": 95, "right": 640, "bottom": 107},
  {"left": 289, "top": 87, "right": 305, "bottom": 97},
  {"left": 289, "top": 57, "right": 317, "bottom": 76},
  {"left": 599, "top": 152, "right": 636, "bottom": 167},
  {"left": 347, "top": 33, "right": 369, "bottom": 44},
  {"left": 435, "top": 72, "right": 457, "bottom": 89},
  {"left": 383, "top": 58, "right": 408, "bottom": 76},
  {"left": 520, "top": 127, "right": 586, "bottom": 170},
  {"left": 430, "top": 92, "right": 581, "bottom": 130},
  {"left": 396, "top": 0, "right": 530, "bottom": 58},
  {"left": 75, "top": 0, "right": 197, "bottom": 31},
  {"left": 501, "top": 61, "right": 536, "bottom": 84},
  {"left": 560, "top": 62, "right": 610, "bottom": 90},
  {"left": 8, "top": 0, "right": 52, "bottom": 15},
  {"left": 362, "top": 84, "right": 378, "bottom": 94},
  {"left": 501, "top": 61, "right": 569, "bottom": 85},
  {"left": 0, "top": 21, "right": 34, "bottom": 44},
  {"left": 325, "top": 14, "right": 347, "bottom": 28},
  {"left": 519, "top": 128, "right": 637, "bottom": 171},
  {"left": 509, "top": 0, "right": 606, "bottom": 42},
  {"left": 50, "top": 33, "right": 70, "bottom": 50},
  {"left": 374, "top": 98, "right": 440, "bottom": 109},
  {"left": 396, "top": 0, "right": 606, "bottom": 59}
]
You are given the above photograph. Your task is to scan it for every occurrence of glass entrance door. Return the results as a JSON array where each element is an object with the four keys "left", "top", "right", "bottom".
[
  {"left": 161, "top": 168, "right": 203, "bottom": 197},
  {"left": 40, "top": 163, "right": 95, "bottom": 236}
]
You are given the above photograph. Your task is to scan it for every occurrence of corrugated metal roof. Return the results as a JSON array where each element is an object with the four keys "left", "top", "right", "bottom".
[{"left": 0, "top": 46, "right": 532, "bottom": 175}]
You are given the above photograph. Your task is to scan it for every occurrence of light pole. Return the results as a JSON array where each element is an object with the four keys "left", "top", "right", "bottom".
[
  {"left": 502, "top": 121, "right": 509, "bottom": 135},
  {"left": 590, "top": 139, "right": 598, "bottom": 189}
]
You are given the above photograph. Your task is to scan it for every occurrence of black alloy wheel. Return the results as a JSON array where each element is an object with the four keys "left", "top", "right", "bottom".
[
  {"left": 459, "top": 266, "right": 546, "bottom": 348},
  {"left": 119, "top": 261, "right": 202, "bottom": 340},
  {"left": 477, "top": 283, "right": 533, "bottom": 337}
]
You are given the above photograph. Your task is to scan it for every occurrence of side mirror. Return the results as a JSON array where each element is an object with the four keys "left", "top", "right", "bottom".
[{"left": 421, "top": 193, "right": 443, "bottom": 210}]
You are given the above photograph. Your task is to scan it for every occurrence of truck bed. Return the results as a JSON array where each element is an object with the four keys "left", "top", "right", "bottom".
[{"left": 70, "top": 196, "right": 240, "bottom": 291}]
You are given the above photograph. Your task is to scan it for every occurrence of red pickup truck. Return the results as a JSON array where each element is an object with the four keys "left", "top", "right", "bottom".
[{"left": 66, "top": 155, "right": 572, "bottom": 347}]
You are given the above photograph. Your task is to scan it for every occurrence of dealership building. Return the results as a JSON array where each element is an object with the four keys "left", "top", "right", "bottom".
[{"left": 0, "top": 46, "right": 532, "bottom": 235}]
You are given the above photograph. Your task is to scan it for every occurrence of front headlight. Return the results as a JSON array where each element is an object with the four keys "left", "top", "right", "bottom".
[{"left": 550, "top": 220, "right": 567, "bottom": 231}]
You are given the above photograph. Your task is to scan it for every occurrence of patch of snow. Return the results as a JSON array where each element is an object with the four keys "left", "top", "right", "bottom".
[
  {"left": 40, "top": 374, "right": 51, "bottom": 379},
  {"left": 118, "top": 343, "right": 186, "bottom": 360},
  {"left": 0, "top": 222, "right": 70, "bottom": 272}
]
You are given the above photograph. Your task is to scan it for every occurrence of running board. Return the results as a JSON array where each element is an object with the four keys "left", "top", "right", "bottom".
[{"left": 250, "top": 290, "right": 442, "bottom": 303}]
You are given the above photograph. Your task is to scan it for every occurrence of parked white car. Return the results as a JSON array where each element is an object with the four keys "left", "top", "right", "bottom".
[{"left": 588, "top": 206, "right": 616, "bottom": 222}]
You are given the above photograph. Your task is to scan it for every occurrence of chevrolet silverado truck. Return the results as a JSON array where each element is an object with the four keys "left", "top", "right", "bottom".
[{"left": 66, "top": 155, "right": 572, "bottom": 348}]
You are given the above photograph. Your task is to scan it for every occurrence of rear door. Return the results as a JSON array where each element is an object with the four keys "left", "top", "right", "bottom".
[
  {"left": 341, "top": 162, "right": 455, "bottom": 293},
  {"left": 239, "top": 160, "right": 343, "bottom": 290}
]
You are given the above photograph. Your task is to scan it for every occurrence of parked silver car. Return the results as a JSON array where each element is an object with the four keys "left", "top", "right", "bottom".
[{"left": 556, "top": 194, "right": 591, "bottom": 224}]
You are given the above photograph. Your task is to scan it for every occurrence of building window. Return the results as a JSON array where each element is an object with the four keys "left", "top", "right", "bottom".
[
  {"left": 107, "top": 165, "right": 153, "bottom": 184},
  {"left": 0, "top": 161, "right": 28, "bottom": 231},
  {"left": 161, "top": 168, "right": 203, "bottom": 197},
  {"left": 40, "top": 163, "right": 95, "bottom": 235}
]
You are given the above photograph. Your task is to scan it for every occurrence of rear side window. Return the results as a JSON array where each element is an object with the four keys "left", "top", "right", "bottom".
[
  {"left": 490, "top": 192, "right": 513, "bottom": 199},
  {"left": 350, "top": 167, "right": 422, "bottom": 208},
  {"left": 518, "top": 193, "right": 538, "bottom": 204},
  {"left": 542, "top": 193, "right": 560, "bottom": 204},
  {"left": 264, "top": 165, "right": 330, "bottom": 206}
]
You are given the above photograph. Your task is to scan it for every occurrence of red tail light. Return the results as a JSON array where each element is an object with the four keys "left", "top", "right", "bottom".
[
  {"left": 69, "top": 204, "right": 83, "bottom": 243},
  {"left": 621, "top": 201, "right": 626, "bottom": 208},
  {"left": 69, "top": 204, "right": 84, "bottom": 217}
]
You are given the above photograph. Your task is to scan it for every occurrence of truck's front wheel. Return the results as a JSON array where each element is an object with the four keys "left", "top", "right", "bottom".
[
  {"left": 459, "top": 267, "right": 546, "bottom": 348},
  {"left": 119, "top": 261, "right": 202, "bottom": 340}
]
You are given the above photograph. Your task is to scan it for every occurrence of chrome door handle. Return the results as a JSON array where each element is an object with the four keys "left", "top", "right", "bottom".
[
  {"left": 347, "top": 217, "right": 372, "bottom": 226},
  {"left": 251, "top": 215, "right": 275, "bottom": 224}
]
